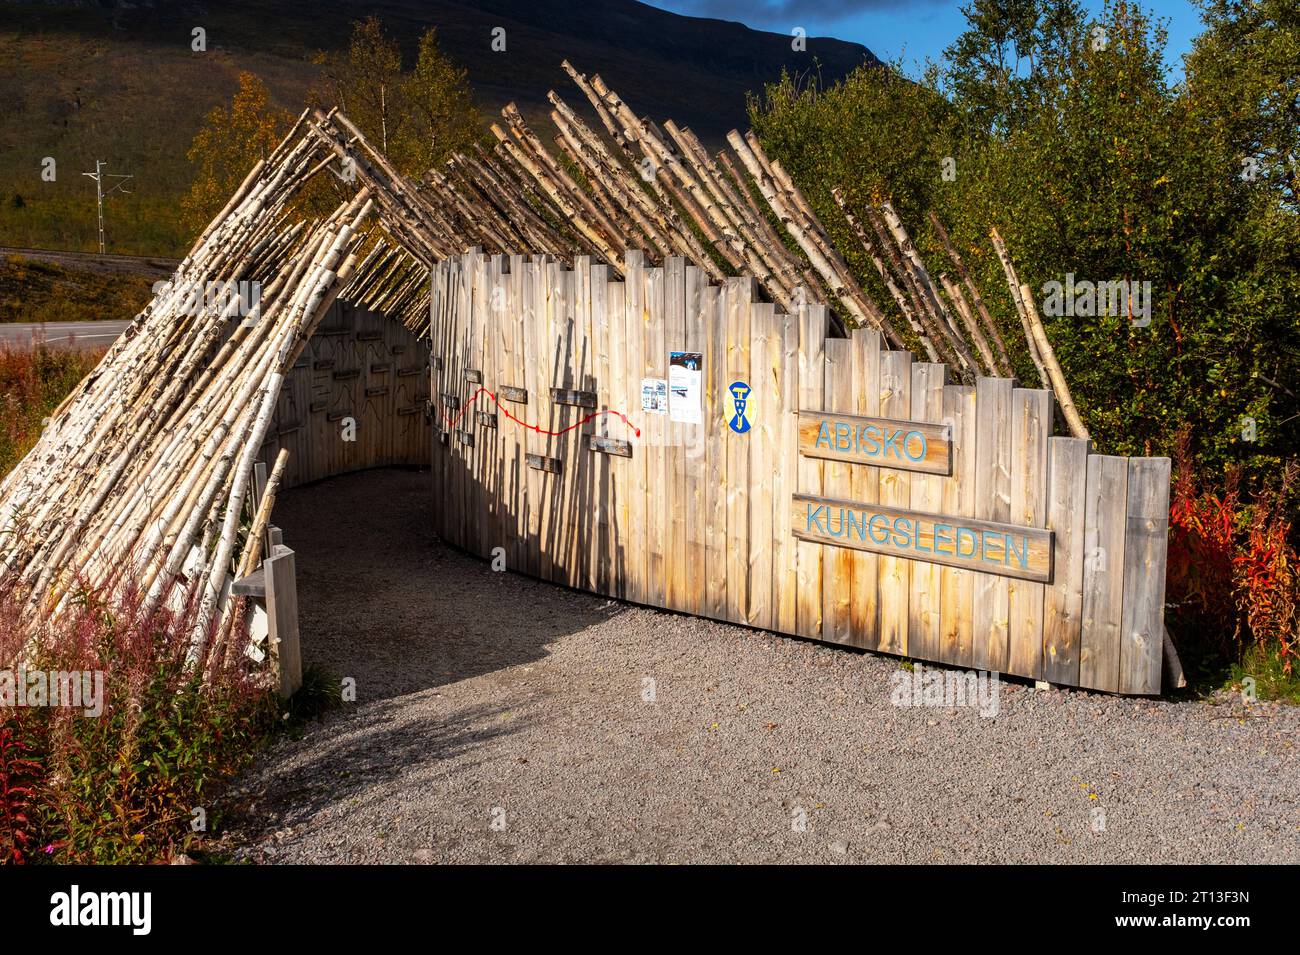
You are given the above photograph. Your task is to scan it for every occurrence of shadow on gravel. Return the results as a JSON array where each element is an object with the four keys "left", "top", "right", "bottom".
[
  {"left": 272, "top": 467, "right": 624, "bottom": 705},
  {"left": 229, "top": 698, "right": 525, "bottom": 838}
]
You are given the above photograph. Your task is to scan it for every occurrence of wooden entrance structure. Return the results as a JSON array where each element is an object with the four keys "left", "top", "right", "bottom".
[{"left": 429, "top": 251, "right": 1171, "bottom": 695}]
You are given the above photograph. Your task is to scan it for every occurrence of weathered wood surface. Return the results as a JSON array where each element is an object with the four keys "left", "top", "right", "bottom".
[
  {"left": 847, "top": 329, "right": 882, "bottom": 650},
  {"left": 265, "top": 300, "right": 431, "bottom": 489},
  {"left": 265, "top": 545, "right": 303, "bottom": 700},
  {"left": 972, "top": 377, "right": 1012, "bottom": 672},
  {"left": 1080, "top": 455, "right": 1129, "bottom": 692},
  {"left": 876, "top": 349, "right": 914, "bottom": 655},
  {"left": 428, "top": 251, "right": 1170, "bottom": 695},
  {"left": 1120, "top": 457, "right": 1171, "bottom": 695},
  {"left": 908, "top": 362, "right": 947, "bottom": 661},
  {"left": 938, "top": 384, "right": 976, "bottom": 667},
  {"left": 1042, "top": 436, "right": 1089, "bottom": 684},
  {"left": 796, "top": 304, "right": 826, "bottom": 641},
  {"left": 821, "top": 338, "right": 854, "bottom": 645},
  {"left": 1007, "top": 387, "right": 1051, "bottom": 680}
]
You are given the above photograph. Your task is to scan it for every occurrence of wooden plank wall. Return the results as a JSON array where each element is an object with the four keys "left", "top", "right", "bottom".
[
  {"left": 428, "top": 252, "right": 1170, "bottom": 695},
  {"left": 263, "top": 299, "right": 431, "bottom": 489}
]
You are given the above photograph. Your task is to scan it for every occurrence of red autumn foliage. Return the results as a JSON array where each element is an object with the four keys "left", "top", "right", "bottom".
[
  {"left": 1167, "top": 428, "right": 1299, "bottom": 673},
  {"left": 0, "top": 722, "right": 41, "bottom": 864}
]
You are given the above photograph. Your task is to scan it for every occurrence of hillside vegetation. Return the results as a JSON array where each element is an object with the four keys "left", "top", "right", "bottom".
[
  {"left": 0, "top": 255, "right": 153, "bottom": 324},
  {"left": 0, "top": 0, "right": 874, "bottom": 256}
]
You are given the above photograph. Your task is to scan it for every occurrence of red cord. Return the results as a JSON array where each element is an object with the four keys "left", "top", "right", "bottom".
[{"left": 440, "top": 386, "right": 642, "bottom": 438}]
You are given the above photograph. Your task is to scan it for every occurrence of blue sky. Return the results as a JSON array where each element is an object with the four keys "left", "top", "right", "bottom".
[{"left": 649, "top": 1, "right": 1206, "bottom": 81}]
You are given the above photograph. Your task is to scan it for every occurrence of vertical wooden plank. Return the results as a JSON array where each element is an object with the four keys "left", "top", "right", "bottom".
[
  {"left": 624, "top": 251, "right": 647, "bottom": 606},
  {"left": 821, "top": 337, "right": 854, "bottom": 645},
  {"left": 643, "top": 263, "right": 667, "bottom": 608},
  {"left": 265, "top": 548, "right": 302, "bottom": 699},
  {"left": 773, "top": 311, "right": 801, "bottom": 636},
  {"left": 588, "top": 263, "right": 610, "bottom": 595},
  {"left": 972, "top": 377, "right": 1013, "bottom": 672},
  {"left": 606, "top": 276, "right": 629, "bottom": 600},
  {"left": 521, "top": 258, "right": 543, "bottom": 579},
  {"left": 1120, "top": 457, "right": 1170, "bottom": 695},
  {"left": 451, "top": 257, "right": 468, "bottom": 547},
  {"left": 560, "top": 262, "right": 585, "bottom": 586},
  {"left": 537, "top": 259, "right": 560, "bottom": 581},
  {"left": 476, "top": 262, "right": 494, "bottom": 557},
  {"left": 485, "top": 254, "right": 506, "bottom": 562},
  {"left": 1079, "top": 454, "right": 1128, "bottom": 692},
  {"left": 554, "top": 258, "right": 582, "bottom": 586},
  {"left": 452, "top": 258, "right": 467, "bottom": 547},
  {"left": 683, "top": 265, "right": 707, "bottom": 618},
  {"left": 455, "top": 253, "right": 477, "bottom": 553},
  {"left": 439, "top": 262, "right": 456, "bottom": 544},
  {"left": 1007, "top": 387, "right": 1051, "bottom": 680},
  {"left": 939, "top": 384, "right": 977, "bottom": 667},
  {"left": 746, "top": 302, "right": 776, "bottom": 631},
  {"left": 907, "top": 362, "right": 948, "bottom": 662},
  {"left": 1043, "top": 437, "right": 1089, "bottom": 685},
  {"left": 846, "top": 329, "right": 882, "bottom": 650},
  {"left": 429, "top": 269, "right": 445, "bottom": 541},
  {"left": 876, "top": 349, "right": 914, "bottom": 655},
  {"left": 470, "top": 253, "right": 488, "bottom": 556},
  {"left": 664, "top": 257, "right": 687, "bottom": 612},
  {"left": 724, "top": 277, "right": 754, "bottom": 625},
  {"left": 704, "top": 277, "right": 729, "bottom": 619},
  {"left": 473, "top": 252, "right": 492, "bottom": 558},
  {"left": 506, "top": 254, "right": 526, "bottom": 572},
  {"left": 433, "top": 265, "right": 447, "bottom": 541},
  {"left": 795, "top": 303, "right": 826, "bottom": 641},
  {"left": 441, "top": 262, "right": 458, "bottom": 546}
]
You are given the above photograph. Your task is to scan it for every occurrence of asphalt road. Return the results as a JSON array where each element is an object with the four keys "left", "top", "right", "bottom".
[{"left": 0, "top": 321, "right": 130, "bottom": 350}]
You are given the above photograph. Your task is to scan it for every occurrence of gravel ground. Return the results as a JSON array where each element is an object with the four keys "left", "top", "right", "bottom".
[{"left": 224, "top": 468, "right": 1299, "bottom": 864}]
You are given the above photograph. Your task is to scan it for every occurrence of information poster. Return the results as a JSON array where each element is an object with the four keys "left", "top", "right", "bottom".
[
  {"left": 641, "top": 377, "right": 668, "bottom": 415},
  {"left": 668, "top": 351, "right": 703, "bottom": 424}
]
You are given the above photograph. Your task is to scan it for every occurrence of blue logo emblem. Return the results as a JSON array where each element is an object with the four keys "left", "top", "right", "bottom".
[{"left": 727, "top": 380, "right": 751, "bottom": 434}]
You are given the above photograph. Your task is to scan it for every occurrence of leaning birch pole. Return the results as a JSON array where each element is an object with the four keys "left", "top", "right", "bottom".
[
  {"left": 1020, "top": 282, "right": 1090, "bottom": 440},
  {"left": 927, "top": 211, "right": 1014, "bottom": 376},
  {"left": 990, "top": 226, "right": 1051, "bottom": 389}
]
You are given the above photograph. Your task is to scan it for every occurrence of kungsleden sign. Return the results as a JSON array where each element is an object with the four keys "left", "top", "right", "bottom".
[{"left": 791, "top": 494, "right": 1054, "bottom": 583}]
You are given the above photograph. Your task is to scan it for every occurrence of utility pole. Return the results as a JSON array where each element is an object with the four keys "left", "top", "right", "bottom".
[{"left": 81, "top": 161, "right": 133, "bottom": 254}]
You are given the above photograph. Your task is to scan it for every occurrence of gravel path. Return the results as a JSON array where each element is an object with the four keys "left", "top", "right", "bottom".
[{"left": 224, "top": 468, "right": 1299, "bottom": 864}]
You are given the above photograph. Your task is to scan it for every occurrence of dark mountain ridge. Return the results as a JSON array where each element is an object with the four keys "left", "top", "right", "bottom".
[{"left": 5, "top": 0, "right": 878, "bottom": 141}]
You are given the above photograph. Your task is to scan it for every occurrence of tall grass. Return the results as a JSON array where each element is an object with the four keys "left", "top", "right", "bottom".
[{"left": 0, "top": 343, "right": 105, "bottom": 477}]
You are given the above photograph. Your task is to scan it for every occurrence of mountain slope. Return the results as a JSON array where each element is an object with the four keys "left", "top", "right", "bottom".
[{"left": 0, "top": 0, "right": 877, "bottom": 254}]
